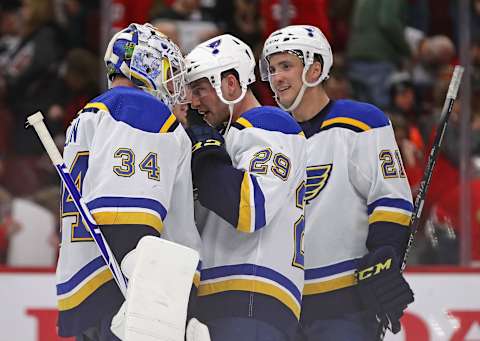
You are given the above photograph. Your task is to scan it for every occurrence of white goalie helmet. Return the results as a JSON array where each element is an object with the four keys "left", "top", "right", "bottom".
[
  {"left": 104, "top": 23, "right": 187, "bottom": 109},
  {"left": 185, "top": 34, "right": 256, "bottom": 107},
  {"left": 260, "top": 25, "right": 333, "bottom": 111}
]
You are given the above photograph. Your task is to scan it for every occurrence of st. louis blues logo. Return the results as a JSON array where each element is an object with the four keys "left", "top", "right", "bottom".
[
  {"left": 304, "top": 27, "right": 315, "bottom": 37},
  {"left": 207, "top": 39, "right": 221, "bottom": 55},
  {"left": 305, "top": 164, "right": 332, "bottom": 204}
]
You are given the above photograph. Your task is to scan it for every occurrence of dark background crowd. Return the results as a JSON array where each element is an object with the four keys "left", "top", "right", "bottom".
[{"left": 0, "top": 0, "right": 478, "bottom": 267}]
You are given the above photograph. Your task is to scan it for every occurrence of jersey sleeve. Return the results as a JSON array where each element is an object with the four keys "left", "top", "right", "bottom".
[
  {"left": 195, "top": 126, "right": 304, "bottom": 234},
  {"left": 348, "top": 122, "right": 414, "bottom": 257}
]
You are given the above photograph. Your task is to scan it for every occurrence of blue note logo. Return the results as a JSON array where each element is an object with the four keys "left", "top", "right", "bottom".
[{"left": 305, "top": 164, "right": 332, "bottom": 204}]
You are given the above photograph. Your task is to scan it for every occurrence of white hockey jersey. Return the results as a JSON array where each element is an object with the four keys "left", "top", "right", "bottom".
[
  {"left": 57, "top": 86, "right": 201, "bottom": 336},
  {"left": 195, "top": 106, "right": 307, "bottom": 338},
  {"left": 299, "top": 99, "right": 413, "bottom": 321}
]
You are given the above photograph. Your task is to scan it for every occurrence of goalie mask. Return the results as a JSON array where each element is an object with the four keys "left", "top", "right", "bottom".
[
  {"left": 260, "top": 25, "right": 333, "bottom": 112},
  {"left": 104, "top": 23, "right": 187, "bottom": 110},
  {"left": 185, "top": 34, "right": 256, "bottom": 114}
]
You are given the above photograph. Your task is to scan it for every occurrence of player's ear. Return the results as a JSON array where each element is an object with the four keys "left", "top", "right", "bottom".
[
  {"left": 307, "top": 60, "right": 322, "bottom": 83},
  {"left": 222, "top": 74, "right": 240, "bottom": 99}
]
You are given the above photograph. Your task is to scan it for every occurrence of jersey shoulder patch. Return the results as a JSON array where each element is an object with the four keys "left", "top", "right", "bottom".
[
  {"left": 232, "top": 106, "right": 303, "bottom": 135},
  {"left": 321, "top": 99, "right": 389, "bottom": 133},
  {"left": 80, "top": 86, "right": 178, "bottom": 133}
]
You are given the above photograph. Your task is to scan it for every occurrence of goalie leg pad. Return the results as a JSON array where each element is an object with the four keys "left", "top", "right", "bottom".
[
  {"left": 186, "top": 318, "right": 211, "bottom": 341},
  {"left": 111, "top": 236, "right": 200, "bottom": 341}
]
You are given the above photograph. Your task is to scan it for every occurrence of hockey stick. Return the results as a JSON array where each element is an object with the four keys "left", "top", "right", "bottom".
[
  {"left": 376, "top": 65, "right": 464, "bottom": 340},
  {"left": 26, "top": 112, "right": 128, "bottom": 298}
]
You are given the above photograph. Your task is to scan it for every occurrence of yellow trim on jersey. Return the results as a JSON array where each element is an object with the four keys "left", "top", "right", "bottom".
[
  {"left": 198, "top": 279, "right": 300, "bottom": 319},
  {"left": 92, "top": 211, "right": 164, "bottom": 234},
  {"left": 299, "top": 131, "right": 305, "bottom": 137},
  {"left": 159, "top": 114, "right": 177, "bottom": 133},
  {"left": 236, "top": 117, "right": 253, "bottom": 129},
  {"left": 369, "top": 210, "right": 411, "bottom": 227},
  {"left": 303, "top": 274, "right": 356, "bottom": 295},
  {"left": 321, "top": 117, "right": 371, "bottom": 131},
  {"left": 58, "top": 268, "right": 112, "bottom": 311},
  {"left": 237, "top": 173, "right": 252, "bottom": 233},
  {"left": 84, "top": 102, "right": 109, "bottom": 112},
  {"left": 193, "top": 272, "right": 200, "bottom": 288}
]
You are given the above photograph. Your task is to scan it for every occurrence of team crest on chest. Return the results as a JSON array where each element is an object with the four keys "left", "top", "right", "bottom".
[{"left": 305, "top": 164, "right": 332, "bottom": 204}]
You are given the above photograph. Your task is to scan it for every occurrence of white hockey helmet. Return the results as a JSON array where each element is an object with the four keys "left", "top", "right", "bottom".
[
  {"left": 104, "top": 23, "right": 187, "bottom": 109},
  {"left": 260, "top": 25, "right": 333, "bottom": 111},
  {"left": 185, "top": 34, "right": 256, "bottom": 107}
]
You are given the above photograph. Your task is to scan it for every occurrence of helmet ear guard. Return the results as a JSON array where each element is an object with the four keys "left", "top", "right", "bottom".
[{"left": 104, "top": 23, "right": 187, "bottom": 109}]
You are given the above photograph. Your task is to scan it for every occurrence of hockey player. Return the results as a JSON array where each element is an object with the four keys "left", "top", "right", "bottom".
[
  {"left": 184, "top": 34, "right": 307, "bottom": 341},
  {"left": 260, "top": 25, "right": 415, "bottom": 340},
  {"left": 56, "top": 23, "right": 202, "bottom": 340}
]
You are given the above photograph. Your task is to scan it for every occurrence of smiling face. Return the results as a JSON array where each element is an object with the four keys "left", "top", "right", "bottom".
[
  {"left": 267, "top": 52, "right": 305, "bottom": 108},
  {"left": 189, "top": 78, "right": 229, "bottom": 127}
]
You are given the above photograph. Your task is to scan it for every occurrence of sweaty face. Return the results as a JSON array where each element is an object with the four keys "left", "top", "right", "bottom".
[
  {"left": 267, "top": 52, "right": 304, "bottom": 108},
  {"left": 189, "top": 78, "right": 229, "bottom": 127}
]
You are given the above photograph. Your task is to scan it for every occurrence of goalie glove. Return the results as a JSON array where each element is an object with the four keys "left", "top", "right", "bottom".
[{"left": 356, "top": 246, "right": 414, "bottom": 334}]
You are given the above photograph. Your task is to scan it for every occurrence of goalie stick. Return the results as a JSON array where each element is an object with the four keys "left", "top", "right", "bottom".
[
  {"left": 26, "top": 112, "right": 128, "bottom": 297},
  {"left": 376, "top": 65, "right": 464, "bottom": 340}
]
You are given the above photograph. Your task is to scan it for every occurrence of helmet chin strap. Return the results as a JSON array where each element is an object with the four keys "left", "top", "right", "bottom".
[{"left": 215, "top": 85, "right": 247, "bottom": 137}]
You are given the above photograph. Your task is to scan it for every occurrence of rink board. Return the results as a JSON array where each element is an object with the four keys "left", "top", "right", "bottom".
[{"left": 0, "top": 266, "right": 479, "bottom": 341}]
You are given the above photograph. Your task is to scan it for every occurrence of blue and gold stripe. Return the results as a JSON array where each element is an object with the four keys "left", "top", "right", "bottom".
[
  {"left": 232, "top": 107, "right": 302, "bottom": 135},
  {"left": 87, "top": 196, "right": 167, "bottom": 234},
  {"left": 320, "top": 117, "right": 371, "bottom": 132},
  {"left": 159, "top": 113, "right": 179, "bottom": 133},
  {"left": 83, "top": 102, "right": 109, "bottom": 113},
  {"left": 367, "top": 198, "right": 413, "bottom": 227},
  {"left": 57, "top": 256, "right": 112, "bottom": 311},
  {"left": 237, "top": 174, "right": 266, "bottom": 233},
  {"left": 303, "top": 259, "right": 360, "bottom": 295},
  {"left": 199, "top": 264, "right": 301, "bottom": 319}
]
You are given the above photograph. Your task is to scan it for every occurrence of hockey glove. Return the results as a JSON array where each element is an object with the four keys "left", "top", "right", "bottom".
[
  {"left": 185, "top": 124, "right": 230, "bottom": 172},
  {"left": 356, "top": 246, "right": 414, "bottom": 334}
]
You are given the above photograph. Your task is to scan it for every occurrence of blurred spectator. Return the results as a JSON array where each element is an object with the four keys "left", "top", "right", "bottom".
[
  {"left": 261, "top": 0, "right": 331, "bottom": 42},
  {"left": 347, "top": 0, "right": 411, "bottom": 109},
  {"left": 50, "top": 48, "right": 99, "bottom": 130},
  {"left": 60, "top": 0, "right": 100, "bottom": 54},
  {"left": 328, "top": 0, "right": 353, "bottom": 52},
  {"left": 214, "top": 0, "right": 262, "bottom": 48},
  {"left": 388, "top": 72, "right": 428, "bottom": 146},
  {"left": 406, "top": 0, "right": 429, "bottom": 33},
  {"left": 0, "top": 0, "right": 64, "bottom": 156},
  {"left": 153, "top": 0, "right": 218, "bottom": 53},
  {"left": 389, "top": 113, "right": 424, "bottom": 191},
  {"left": 155, "top": 0, "right": 200, "bottom": 21},
  {"left": 411, "top": 35, "right": 456, "bottom": 103},
  {"left": 324, "top": 75, "right": 352, "bottom": 100},
  {"left": 154, "top": 19, "right": 181, "bottom": 45},
  {"left": 111, "top": 0, "right": 154, "bottom": 32},
  {"left": 0, "top": 157, "right": 21, "bottom": 264},
  {"left": 425, "top": 175, "right": 480, "bottom": 264},
  {"left": 0, "top": 0, "right": 22, "bottom": 67}
]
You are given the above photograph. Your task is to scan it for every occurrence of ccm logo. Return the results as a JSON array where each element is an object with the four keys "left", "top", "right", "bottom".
[{"left": 358, "top": 258, "right": 392, "bottom": 280}]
